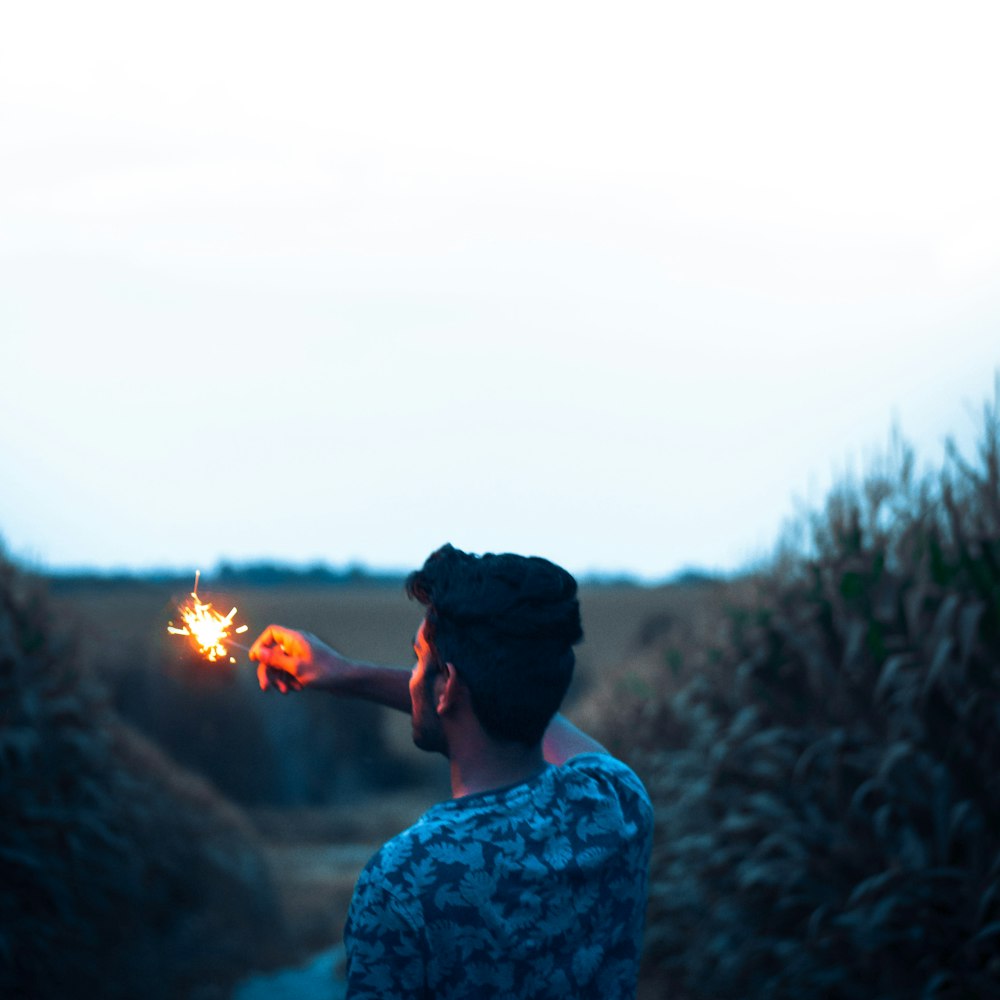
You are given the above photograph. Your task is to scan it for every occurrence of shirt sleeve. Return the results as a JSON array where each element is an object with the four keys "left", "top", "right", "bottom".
[
  {"left": 344, "top": 871, "right": 426, "bottom": 1000},
  {"left": 566, "top": 754, "right": 654, "bottom": 824}
]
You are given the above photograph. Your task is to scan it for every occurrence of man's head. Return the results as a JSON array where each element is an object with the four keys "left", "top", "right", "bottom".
[{"left": 405, "top": 544, "right": 583, "bottom": 748}]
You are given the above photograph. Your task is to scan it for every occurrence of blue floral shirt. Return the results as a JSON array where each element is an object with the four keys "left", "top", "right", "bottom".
[{"left": 343, "top": 753, "right": 653, "bottom": 999}]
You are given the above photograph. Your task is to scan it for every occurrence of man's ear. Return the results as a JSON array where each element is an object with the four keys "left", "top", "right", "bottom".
[{"left": 435, "top": 662, "right": 462, "bottom": 715}]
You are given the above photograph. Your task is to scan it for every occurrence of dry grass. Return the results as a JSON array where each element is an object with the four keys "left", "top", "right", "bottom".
[
  {"left": 45, "top": 576, "right": 694, "bottom": 967},
  {"left": 53, "top": 579, "right": 680, "bottom": 690},
  {"left": 0, "top": 561, "right": 288, "bottom": 999},
  {"left": 50, "top": 579, "right": 698, "bottom": 770},
  {"left": 252, "top": 791, "right": 437, "bottom": 956},
  {"left": 9, "top": 558, "right": 740, "bottom": 992}
]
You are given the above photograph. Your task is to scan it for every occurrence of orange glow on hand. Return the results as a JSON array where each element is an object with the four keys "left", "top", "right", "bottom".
[{"left": 167, "top": 570, "right": 249, "bottom": 664}]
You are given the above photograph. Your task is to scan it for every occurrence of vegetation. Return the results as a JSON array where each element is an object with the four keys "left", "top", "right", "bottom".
[
  {"left": 8, "top": 381, "right": 1000, "bottom": 997},
  {"left": 48, "top": 583, "right": 436, "bottom": 808},
  {"left": 615, "top": 382, "right": 1000, "bottom": 998},
  {"left": 45, "top": 562, "right": 408, "bottom": 593},
  {"left": 0, "top": 557, "right": 288, "bottom": 999},
  {"left": 47, "top": 578, "right": 676, "bottom": 811}
]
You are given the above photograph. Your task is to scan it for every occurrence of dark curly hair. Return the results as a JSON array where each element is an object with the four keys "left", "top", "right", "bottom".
[{"left": 406, "top": 544, "right": 583, "bottom": 746}]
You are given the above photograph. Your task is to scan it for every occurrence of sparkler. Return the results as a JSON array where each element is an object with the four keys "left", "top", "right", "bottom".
[{"left": 167, "top": 570, "right": 249, "bottom": 664}]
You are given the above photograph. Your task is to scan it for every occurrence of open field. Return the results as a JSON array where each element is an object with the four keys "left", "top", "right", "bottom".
[
  {"left": 49, "top": 578, "right": 705, "bottom": 771},
  {"left": 50, "top": 577, "right": 688, "bottom": 691},
  {"left": 16, "top": 395, "right": 999, "bottom": 997},
  {"left": 45, "top": 576, "right": 717, "bottom": 971}
]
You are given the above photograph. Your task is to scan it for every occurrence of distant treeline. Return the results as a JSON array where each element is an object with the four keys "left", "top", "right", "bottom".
[
  {"left": 44, "top": 562, "right": 409, "bottom": 592},
  {"left": 43, "top": 562, "right": 723, "bottom": 592}
]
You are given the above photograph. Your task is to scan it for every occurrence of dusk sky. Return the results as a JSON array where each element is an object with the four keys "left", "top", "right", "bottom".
[{"left": 2, "top": 1, "right": 998, "bottom": 580}]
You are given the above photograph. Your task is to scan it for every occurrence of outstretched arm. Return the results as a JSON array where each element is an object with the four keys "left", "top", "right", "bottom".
[
  {"left": 249, "top": 624, "right": 608, "bottom": 764},
  {"left": 249, "top": 624, "right": 412, "bottom": 713}
]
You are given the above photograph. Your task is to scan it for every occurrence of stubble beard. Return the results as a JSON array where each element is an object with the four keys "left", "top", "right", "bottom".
[
  {"left": 412, "top": 670, "right": 449, "bottom": 757},
  {"left": 412, "top": 714, "right": 449, "bottom": 757}
]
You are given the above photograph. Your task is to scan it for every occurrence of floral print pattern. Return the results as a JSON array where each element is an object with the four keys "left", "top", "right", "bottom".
[{"left": 344, "top": 754, "right": 653, "bottom": 999}]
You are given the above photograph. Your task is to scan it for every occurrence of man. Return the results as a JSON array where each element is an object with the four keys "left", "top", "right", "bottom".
[{"left": 250, "top": 544, "right": 653, "bottom": 999}]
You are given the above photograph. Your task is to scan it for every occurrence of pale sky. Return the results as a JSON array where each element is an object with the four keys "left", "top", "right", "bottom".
[{"left": 2, "top": 1, "right": 998, "bottom": 580}]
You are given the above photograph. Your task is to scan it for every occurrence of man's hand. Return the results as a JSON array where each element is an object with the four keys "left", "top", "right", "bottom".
[
  {"left": 249, "top": 623, "right": 414, "bottom": 712},
  {"left": 249, "top": 624, "right": 342, "bottom": 694}
]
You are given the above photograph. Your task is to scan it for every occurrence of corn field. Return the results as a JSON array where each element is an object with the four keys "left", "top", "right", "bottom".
[
  {"left": 0, "top": 559, "right": 288, "bottom": 999},
  {"left": 5, "top": 381, "right": 999, "bottom": 998},
  {"left": 620, "top": 381, "right": 1000, "bottom": 998}
]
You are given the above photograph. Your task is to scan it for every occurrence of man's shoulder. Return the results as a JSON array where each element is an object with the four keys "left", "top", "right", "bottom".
[
  {"left": 358, "top": 800, "right": 462, "bottom": 889},
  {"left": 558, "top": 752, "right": 653, "bottom": 820},
  {"left": 361, "top": 754, "right": 652, "bottom": 885},
  {"left": 561, "top": 751, "right": 649, "bottom": 789},
  {"left": 363, "top": 808, "right": 434, "bottom": 869}
]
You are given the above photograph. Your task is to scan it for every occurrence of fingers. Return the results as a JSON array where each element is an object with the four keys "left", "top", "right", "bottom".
[
  {"left": 255, "top": 643, "right": 298, "bottom": 674},
  {"left": 250, "top": 625, "right": 310, "bottom": 663},
  {"left": 279, "top": 671, "right": 303, "bottom": 693},
  {"left": 250, "top": 624, "right": 310, "bottom": 695},
  {"left": 257, "top": 660, "right": 303, "bottom": 694},
  {"left": 249, "top": 624, "right": 295, "bottom": 662}
]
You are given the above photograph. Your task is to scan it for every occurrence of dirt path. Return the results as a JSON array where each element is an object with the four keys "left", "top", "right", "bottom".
[
  {"left": 234, "top": 944, "right": 346, "bottom": 1000},
  {"left": 251, "top": 790, "right": 439, "bottom": 961},
  {"left": 265, "top": 841, "right": 374, "bottom": 952}
]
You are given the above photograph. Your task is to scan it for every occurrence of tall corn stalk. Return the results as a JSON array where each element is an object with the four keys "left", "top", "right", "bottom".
[
  {"left": 0, "top": 557, "right": 287, "bottom": 998},
  {"left": 635, "top": 378, "right": 1000, "bottom": 999}
]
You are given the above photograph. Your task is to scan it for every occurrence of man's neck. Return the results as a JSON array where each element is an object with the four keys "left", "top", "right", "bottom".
[{"left": 448, "top": 737, "right": 547, "bottom": 799}]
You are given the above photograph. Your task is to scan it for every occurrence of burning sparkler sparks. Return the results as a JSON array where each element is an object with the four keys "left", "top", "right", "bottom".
[{"left": 167, "top": 570, "right": 249, "bottom": 664}]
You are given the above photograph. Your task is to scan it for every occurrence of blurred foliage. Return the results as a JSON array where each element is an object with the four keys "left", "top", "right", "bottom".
[
  {"left": 0, "top": 558, "right": 289, "bottom": 999},
  {"left": 107, "top": 645, "right": 402, "bottom": 807},
  {"left": 617, "top": 380, "right": 1000, "bottom": 999},
  {"left": 47, "top": 562, "right": 407, "bottom": 593},
  {"left": 46, "top": 583, "right": 428, "bottom": 809}
]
